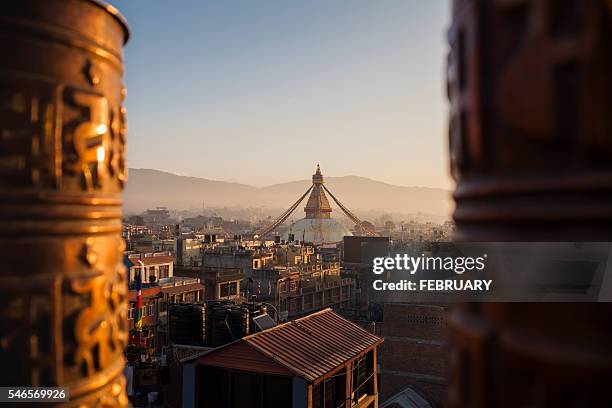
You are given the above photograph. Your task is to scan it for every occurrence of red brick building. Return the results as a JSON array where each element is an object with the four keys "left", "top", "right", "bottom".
[
  {"left": 127, "top": 286, "right": 162, "bottom": 351},
  {"left": 379, "top": 303, "right": 448, "bottom": 407}
]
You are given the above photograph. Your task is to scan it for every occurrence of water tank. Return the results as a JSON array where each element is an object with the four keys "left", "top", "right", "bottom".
[{"left": 168, "top": 303, "right": 206, "bottom": 346}]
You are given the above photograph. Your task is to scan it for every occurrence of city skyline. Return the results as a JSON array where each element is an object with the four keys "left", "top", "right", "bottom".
[
  {"left": 113, "top": 0, "right": 453, "bottom": 189},
  {"left": 3, "top": 2, "right": 610, "bottom": 408}
]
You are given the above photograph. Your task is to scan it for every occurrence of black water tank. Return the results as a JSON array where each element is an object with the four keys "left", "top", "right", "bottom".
[{"left": 168, "top": 303, "right": 206, "bottom": 346}]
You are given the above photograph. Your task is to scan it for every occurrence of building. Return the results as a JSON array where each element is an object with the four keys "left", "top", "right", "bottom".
[
  {"left": 127, "top": 285, "right": 162, "bottom": 353},
  {"left": 340, "top": 237, "right": 449, "bottom": 406},
  {"left": 390, "top": 221, "right": 454, "bottom": 243},
  {"left": 142, "top": 206, "right": 174, "bottom": 230},
  {"left": 254, "top": 165, "right": 379, "bottom": 244},
  {"left": 342, "top": 236, "right": 390, "bottom": 309},
  {"left": 200, "top": 267, "right": 244, "bottom": 301},
  {"left": 122, "top": 223, "right": 152, "bottom": 242},
  {"left": 128, "top": 252, "right": 174, "bottom": 283},
  {"left": 130, "top": 238, "right": 175, "bottom": 254},
  {"left": 379, "top": 387, "right": 432, "bottom": 408},
  {"left": 189, "top": 238, "right": 352, "bottom": 313},
  {"left": 161, "top": 345, "right": 214, "bottom": 408},
  {"left": 199, "top": 241, "right": 353, "bottom": 320},
  {"left": 175, "top": 236, "right": 205, "bottom": 267},
  {"left": 285, "top": 166, "right": 353, "bottom": 244},
  {"left": 159, "top": 276, "right": 205, "bottom": 304},
  {"left": 200, "top": 246, "right": 264, "bottom": 278},
  {"left": 126, "top": 254, "right": 205, "bottom": 354},
  {"left": 274, "top": 261, "right": 353, "bottom": 320},
  {"left": 183, "top": 308, "right": 383, "bottom": 408},
  {"left": 176, "top": 264, "right": 245, "bottom": 302},
  {"left": 274, "top": 241, "right": 316, "bottom": 266},
  {"left": 378, "top": 303, "right": 447, "bottom": 407}
]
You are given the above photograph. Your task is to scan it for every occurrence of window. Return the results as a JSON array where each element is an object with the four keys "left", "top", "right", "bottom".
[
  {"left": 159, "top": 264, "right": 170, "bottom": 279},
  {"left": 351, "top": 352, "right": 374, "bottom": 405},
  {"left": 132, "top": 267, "right": 141, "bottom": 282},
  {"left": 128, "top": 308, "right": 134, "bottom": 320},
  {"left": 219, "top": 282, "right": 237, "bottom": 298},
  {"left": 148, "top": 303, "right": 155, "bottom": 316},
  {"left": 279, "top": 281, "right": 288, "bottom": 292},
  {"left": 313, "top": 372, "right": 346, "bottom": 408},
  {"left": 184, "top": 292, "right": 196, "bottom": 303}
]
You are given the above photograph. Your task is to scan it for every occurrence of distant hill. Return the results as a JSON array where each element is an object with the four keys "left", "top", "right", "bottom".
[{"left": 123, "top": 168, "right": 453, "bottom": 218}]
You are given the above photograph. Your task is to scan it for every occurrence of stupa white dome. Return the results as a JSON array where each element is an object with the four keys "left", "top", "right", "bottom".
[{"left": 286, "top": 217, "right": 352, "bottom": 244}]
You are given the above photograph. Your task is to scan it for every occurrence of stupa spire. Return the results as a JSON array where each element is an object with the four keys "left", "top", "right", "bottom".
[
  {"left": 305, "top": 165, "right": 332, "bottom": 218},
  {"left": 313, "top": 164, "right": 324, "bottom": 184},
  {"left": 253, "top": 164, "right": 377, "bottom": 239}
]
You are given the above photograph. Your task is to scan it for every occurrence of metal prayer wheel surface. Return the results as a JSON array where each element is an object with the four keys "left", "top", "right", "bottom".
[
  {"left": 447, "top": 0, "right": 612, "bottom": 407},
  {"left": 448, "top": 0, "right": 612, "bottom": 242},
  {"left": 0, "top": 1, "right": 129, "bottom": 406}
]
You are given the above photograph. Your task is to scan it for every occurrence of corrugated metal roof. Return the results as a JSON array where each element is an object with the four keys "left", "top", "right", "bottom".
[
  {"left": 379, "top": 387, "right": 433, "bottom": 408},
  {"left": 196, "top": 308, "right": 383, "bottom": 382},
  {"left": 165, "top": 344, "right": 215, "bottom": 364},
  {"left": 196, "top": 341, "right": 295, "bottom": 378}
]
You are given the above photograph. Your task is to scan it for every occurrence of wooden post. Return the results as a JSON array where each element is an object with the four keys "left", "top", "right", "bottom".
[
  {"left": 372, "top": 348, "right": 378, "bottom": 407},
  {"left": 307, "top": 383, "right": 313, "bottom": 408},
  {"left": 345, "top": 364, "right": 352, "bottom": 408}
]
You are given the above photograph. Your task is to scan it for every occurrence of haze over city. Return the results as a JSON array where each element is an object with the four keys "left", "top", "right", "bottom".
[
  {"left": 114, "top": 0, "right": 452, "bottom": 189},
  {"left": 4, "top": 1, "right": 608, "bottom": 407},
  {"left": 124, "top": 167, "right": 453, "bottom": 219}
]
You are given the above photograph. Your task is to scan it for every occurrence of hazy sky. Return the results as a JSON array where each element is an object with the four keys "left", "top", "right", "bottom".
[{"left": 112, "top": 0, "right": 452, "bottom": 189}]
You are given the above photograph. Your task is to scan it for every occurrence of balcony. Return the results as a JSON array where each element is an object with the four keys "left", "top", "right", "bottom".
[{"left": 158, "top": 276, "right": 200, "bottom": 287}]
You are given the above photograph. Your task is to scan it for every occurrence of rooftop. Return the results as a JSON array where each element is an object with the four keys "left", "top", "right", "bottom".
[
  {"left": 128, "top": 254, "right": 174, "bottom": 266},
  {"left": 380, "top": 387, "right": 433, "bottom": 408},
  {"left": 194, "top": 308, "right": 383, "bottom": 382},
  {"left": 127, "top": 286, "right": 160, "bottom": 301}
]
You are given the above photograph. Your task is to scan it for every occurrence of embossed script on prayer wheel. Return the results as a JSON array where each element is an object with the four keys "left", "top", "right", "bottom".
[
  {"left": 0, "top": 1, "right": 129, "bottom": 406},
  {"left": 447, "top": 1, "right": 612, "bottom": 407}
]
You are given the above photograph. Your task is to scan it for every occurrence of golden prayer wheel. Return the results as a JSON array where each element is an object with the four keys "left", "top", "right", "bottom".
[{"left": 0, "top": 0, "right": 129, "bottom": 406}]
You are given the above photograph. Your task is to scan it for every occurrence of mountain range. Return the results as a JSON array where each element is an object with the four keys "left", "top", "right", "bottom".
[{"left": 123, "top": 168, "right": 453, "bottom": 218}]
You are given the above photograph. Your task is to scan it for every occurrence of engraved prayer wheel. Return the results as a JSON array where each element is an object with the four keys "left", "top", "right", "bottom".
[
  {"left": 447, "top": 0, "right": 612, "bottom": 407},
  {"left": 0, "top": 1, "right": 129, "bottom": 406}
]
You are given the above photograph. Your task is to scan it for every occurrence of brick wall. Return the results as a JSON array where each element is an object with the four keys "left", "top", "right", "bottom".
[{"left": 379, "top": 303, "right": 448, "bottom": 407}]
